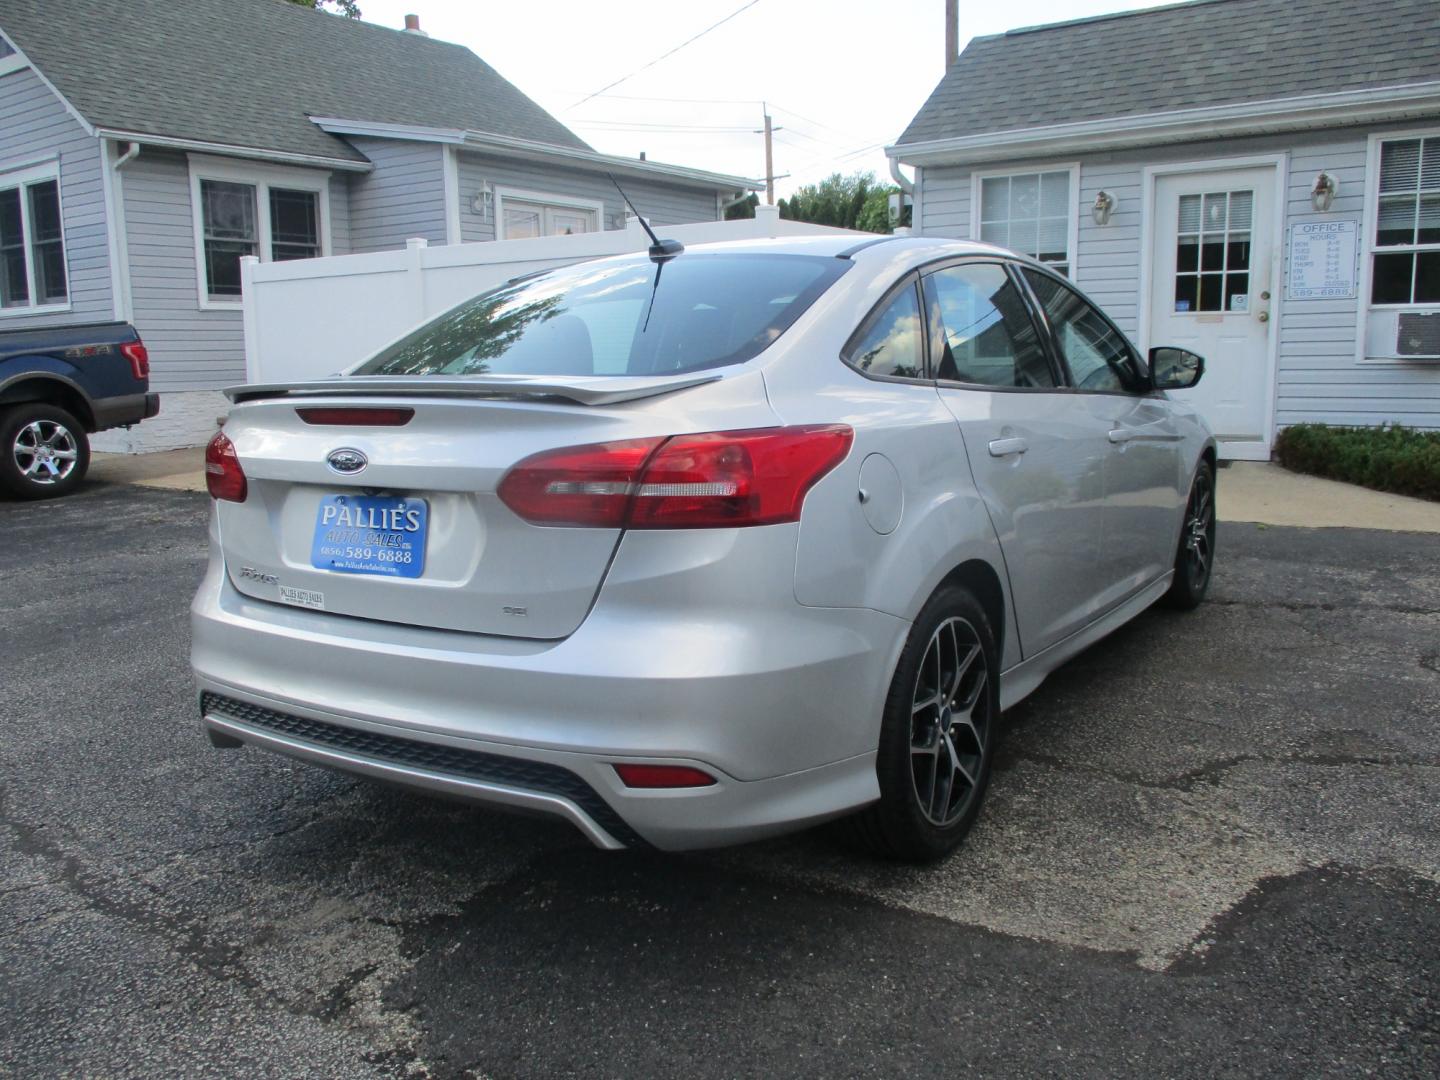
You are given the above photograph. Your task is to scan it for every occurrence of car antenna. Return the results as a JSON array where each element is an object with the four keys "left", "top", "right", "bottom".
[{"left": 607, "top": 172, "right": 684, "bottom": 262}]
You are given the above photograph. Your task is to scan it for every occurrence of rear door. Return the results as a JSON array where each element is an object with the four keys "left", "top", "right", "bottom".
[{"left": 925, "top": 260, "right": 1109, "bottom": 658}]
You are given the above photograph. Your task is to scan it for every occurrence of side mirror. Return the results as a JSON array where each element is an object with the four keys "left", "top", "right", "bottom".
[{"left": 1149, "top": 346, "right": 1204, "bottom": 391}]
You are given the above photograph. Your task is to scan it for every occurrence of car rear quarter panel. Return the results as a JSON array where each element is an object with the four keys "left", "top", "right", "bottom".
[{"left": 757, "top": 258, "right": 1021, "bottom": 672}]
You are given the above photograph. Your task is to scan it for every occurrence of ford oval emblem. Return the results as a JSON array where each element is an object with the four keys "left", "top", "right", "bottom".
[{"left": 326, "top": 448, "right": 368, "bottom": 475}]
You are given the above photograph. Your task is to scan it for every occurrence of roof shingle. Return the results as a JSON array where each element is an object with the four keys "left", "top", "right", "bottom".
[
  {"left": 896, "top": 0, "right": 1440, "bottom": 147},
  {"left": 0, "top": 0, "right": 591, "bottom": 163}
]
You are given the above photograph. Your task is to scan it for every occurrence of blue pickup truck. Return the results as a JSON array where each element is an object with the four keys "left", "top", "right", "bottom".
[{"left": 0, "top": 321, "right": 157, "bottom": 499}]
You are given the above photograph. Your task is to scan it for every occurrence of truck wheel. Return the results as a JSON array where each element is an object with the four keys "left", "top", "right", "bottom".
[{"left": 0, "top": 403, "right": 91, "bottom": 500}]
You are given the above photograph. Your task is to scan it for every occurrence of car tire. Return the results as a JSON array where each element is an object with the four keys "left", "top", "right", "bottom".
[
  {"left": 0, "top": 403, "right": 91, "bottom": 500},
  {"left": 849, "top": 585, "right": 1000, "bottom": 862},
  {"left": 1163, "top": 458, "right": 1216, "bottom": 610}
]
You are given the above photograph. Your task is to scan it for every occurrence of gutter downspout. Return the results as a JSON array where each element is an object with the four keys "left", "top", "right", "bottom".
[
  {"left": 101, "top": 140, "right": 140, "bottom": 324},
  {"left": 888, "top": 158, "right": 916, "bottom": 235}
]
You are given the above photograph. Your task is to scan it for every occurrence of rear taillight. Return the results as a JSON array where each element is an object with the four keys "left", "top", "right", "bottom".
[
  {"left": 297, "top": 407, "right": 414, "bottom": 426},
  {"left": 120, "top": 340, "right": 149, "bottom": 381},
  {"left": 496, "top": 438, "right": 663, "bottom": 527},
  {"left": 205, "top": 431, "right": 247, "bottom": 502},
  {"left": 613, "top": 764, "right": 717, "bottom": 788},
  {"left": 497, "top": 425, "right": 852, "bottom": 529}
]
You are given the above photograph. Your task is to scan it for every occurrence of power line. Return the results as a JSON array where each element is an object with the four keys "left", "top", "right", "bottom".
[
  {"left": 575, "top": 120, "right": 759, "bottom": 133},
  {"left": 568, "top": 0, "right": 765, "bottom": 110}
]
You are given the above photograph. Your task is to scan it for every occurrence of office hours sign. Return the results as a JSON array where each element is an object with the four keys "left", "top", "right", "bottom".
[{"left": 1287, "top": 220, "right": 1358, "bottom": 300}]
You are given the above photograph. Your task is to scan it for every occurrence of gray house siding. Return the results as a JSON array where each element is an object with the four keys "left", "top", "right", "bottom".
[
  {"left": 121, "top": 149, "right": 246, "bottom": 391},
  {"left": 347, "top": 137, "right": 446, "bottom": 252},
  {"left": 457, "top": 150, "right": 719, "bottom": 244},
  {"left": 915, "top": 122, "right": 1440, "bottom": 431},
  {"left": 0, "top": 65, "right": 111, "bottom": 328}
]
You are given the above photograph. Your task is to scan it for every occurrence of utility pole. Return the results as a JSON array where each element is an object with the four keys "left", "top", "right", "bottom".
[{"left": 762, "top": 102, "right": 776, "bottom": 205}]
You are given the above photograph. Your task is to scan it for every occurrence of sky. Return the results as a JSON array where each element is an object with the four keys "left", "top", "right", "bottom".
[{"left": 352, "top": 0, "right": 1177, "bottom": 198}]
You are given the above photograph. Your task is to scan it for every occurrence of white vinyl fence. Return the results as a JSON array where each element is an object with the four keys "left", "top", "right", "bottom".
[{"left": 240, "top": 205, "right": 862, "bottom": 383}]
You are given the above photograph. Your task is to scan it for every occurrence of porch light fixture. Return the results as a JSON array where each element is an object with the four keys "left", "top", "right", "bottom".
[
  {"left": 1310, "top": 171, "right": 1338, "bottom": 213},
  {"left": 1091, "top": 190, "right": 1116, "bottom": 226},
  {"left": 469, "top": 184, "right": 492, "bottom": 220}
]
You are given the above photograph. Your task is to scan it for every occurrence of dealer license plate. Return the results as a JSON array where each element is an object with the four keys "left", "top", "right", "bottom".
[{"left": 310, "top": 494, "right": 427, "bottom": 578}]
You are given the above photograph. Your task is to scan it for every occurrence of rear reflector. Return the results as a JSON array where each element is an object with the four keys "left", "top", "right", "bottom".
[
  {"left": 613, "top": 764, "right": 717, "bottom": 788},
  {"left": 297, "top": 407, "right": 414, "bottom": 426},
  {"left": 204, "top": 431, "right": 247, "bottom": 502},
  {"left": 120, "top": 340, "right": 149, "bottom": 381},
  {"left": 497, "top": 425, "right": 853, "bottom": 529}
]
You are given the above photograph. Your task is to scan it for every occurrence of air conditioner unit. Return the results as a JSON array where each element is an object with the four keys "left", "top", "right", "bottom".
[
  {"left": 1365, "top": 308, "right": 1440, "bottom": 360},
  {"left": 1397, "top": 312, "right": 1440, "bottom": 358}
]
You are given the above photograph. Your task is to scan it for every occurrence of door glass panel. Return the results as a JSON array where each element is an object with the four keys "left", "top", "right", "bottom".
[
  {"left": 1175, "top": 189, "right": 1254, "bottom": 313},
  {"left": 1024, "top": 268, "right": 1145, "bottom": 393},
  {"left": 926, "top": 263, "right": 1053, "bottom": 388},
  {"left": 844, "top": 283, "right": 923, "bottom": 379}
]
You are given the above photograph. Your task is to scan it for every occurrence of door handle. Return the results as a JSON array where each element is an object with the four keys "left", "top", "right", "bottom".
[
  {"left": 988, "top": 437, "right": 1028, "bottom": 457},
  {"left": 1107, "top": 429, "right": 1135, "bottom": 444}
]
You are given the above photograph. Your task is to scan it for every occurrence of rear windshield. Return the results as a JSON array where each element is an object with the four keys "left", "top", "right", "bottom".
[{"left": 350, "top": 253, "right": 848, "bottom": 378}]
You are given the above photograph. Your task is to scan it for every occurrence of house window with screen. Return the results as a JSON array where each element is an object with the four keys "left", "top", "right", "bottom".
[
  {"left": 0, "top": 165, "right": 68, "bottom": 312},
  {"left": 978, "top": 170, "right": 1073, "bottom": 275},
  {"left": 1371, "top": 136, "right": 1440, "bottom": 305},
  {"left": 192, "top": 163, "right": 325, "bottom": 302}
]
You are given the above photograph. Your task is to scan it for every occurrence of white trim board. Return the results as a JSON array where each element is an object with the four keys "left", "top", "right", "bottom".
[
  {"left": 890, "top": 81, "right": 1440, "bottom": 167},
  {"left": 441, "top": 145, "right": 461, "bottom": 246},
  {"left": 310, "top": 117, "right": 760, "bottom": 192},
  {"left": 1137, "top": 154, "right": 1288, "bottom": 459}
]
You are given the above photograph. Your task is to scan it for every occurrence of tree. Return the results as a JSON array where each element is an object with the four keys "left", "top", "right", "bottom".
[
  {"left": 777, "top": 172, "right": 908, "bottom": 234},
  {"left": 723, "top": 193, "right": 758, "bottom": 221},
  {"left": 286, "top": 0, "right": 362, "bottom": 17}
]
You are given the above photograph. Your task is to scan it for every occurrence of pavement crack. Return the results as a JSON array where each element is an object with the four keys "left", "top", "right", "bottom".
[{"left": 1208, "top": 597, "right": 1440, "bottom": 617}]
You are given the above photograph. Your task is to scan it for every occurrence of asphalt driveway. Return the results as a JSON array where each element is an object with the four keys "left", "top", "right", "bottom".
[{"left": 2, "top": 482, "right": 1437, "bottom": 1078}]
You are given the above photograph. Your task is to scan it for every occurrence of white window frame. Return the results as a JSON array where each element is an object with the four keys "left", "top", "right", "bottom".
[
  {"left": 0, "top": 157, "right": 71, "bottom": 318},
  {"left": 969, "top": 162, "right": 1081, "bottom": 276},
  {"left": 1355, "top": 126, "right": 1440, "bottom": 364},
  {"left": 494, "top": 187, "right": 604, "bottom": 241},
  {"left": 188, "top": 154, "right": 331, "bottom": 309}
]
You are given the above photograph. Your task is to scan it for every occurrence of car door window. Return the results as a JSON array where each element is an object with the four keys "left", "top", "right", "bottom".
[
  {"left": 1022, "top": 269, "right": 1146, "bottom": 392},
  {"left": 843, "top": 280, "right": 925, "bottom": 379},
  {"left": 924, "top": 263, "right": 1055, "bottom": 388}
]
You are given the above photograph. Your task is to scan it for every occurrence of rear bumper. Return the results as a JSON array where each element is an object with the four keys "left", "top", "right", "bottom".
[
  {"left": 190, "top": 524, "right": 907, "bottom": 850},
  {"left": 90, "top": 391, "right": 158, "bottom": 431}
]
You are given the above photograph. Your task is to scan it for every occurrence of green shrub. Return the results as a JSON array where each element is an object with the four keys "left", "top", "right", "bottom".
[{"left": 1273, "top": 423, "right": 1440, "bottom": 502}]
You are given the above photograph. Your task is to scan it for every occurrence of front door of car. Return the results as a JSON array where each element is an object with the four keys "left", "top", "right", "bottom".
[
  {"left": 924, "top": 261, "right": 1108, "bottom": 659},
  {"left": 1021, "top": 267, "right": 1187, "bottom": 611}
]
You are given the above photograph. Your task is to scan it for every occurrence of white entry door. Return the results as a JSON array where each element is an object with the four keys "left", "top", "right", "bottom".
[{"left": 1148, "top": 166, "right": 1276, "bottom": 456}]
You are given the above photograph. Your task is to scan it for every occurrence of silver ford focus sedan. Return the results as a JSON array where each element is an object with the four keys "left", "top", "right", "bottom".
[{"left": 192, "top": 234, "right": 1216, "bottom": 861}]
